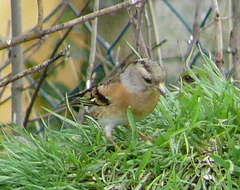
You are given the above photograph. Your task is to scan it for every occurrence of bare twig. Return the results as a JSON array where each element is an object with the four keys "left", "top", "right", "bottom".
[
  {"left": 36, "top": 0, "right": 44, "bottom": 30},
  {"left": 11, "top": 0, "right": 24, "bottom": 125},
  {"left": 26, "top": 90, "right": 41, "bottom": 132},
  {"left": 86, "top": 0, "right": 99, "bottom": 89},
  {"left": 0, "top": 60, "right": 11, "bottom": 73},
  {"left": 144, "top": 6, "right": 152, "bottom": 58},
  {"left": 185, "top": 0, "right": 201, "bottom": 66},
  {"left": 148, "top": 0, "right": 162, "bottom": 63},
  {"left": 0, "top": 85, "right": 7, "bottom": 101},
  {"left": 227, "top": 0, "right": 233, "bottom": 70},
  {"left": 212, "top": 0, "right": 224, "bottom": 69},
  {"left": 23, "top": 37, "right": 45, "bottom": 55},
  {"left": 0, "top": 0, "right": 145, "bottom": 51},
  {"left": 0, "top": 82, "right": 35, "bottom": 105},
  {"left": 24, "top": 40, "right": 44, "bottom": 61},
  {"left": 230, "top": 0, "right": 240, "bottom": 85},
  {"left": 0, "top": 73, "right": 11, "bottom": 82},
  {"left": 0, "top": 46, "right": 69, "bottom": 88},
  {"left": 0, "top": 96, "right": 11, "bottom": 105},
  {"left": 135, "top": 3, "right": 145, "bottom": 53},
  {"left": 129, "top": 1, "right": 150, "bottom": 58}
]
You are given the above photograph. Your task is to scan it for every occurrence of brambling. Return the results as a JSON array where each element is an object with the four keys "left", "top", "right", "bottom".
[{"left": 68, "top": 59, "right": 166, "bottom": 144}]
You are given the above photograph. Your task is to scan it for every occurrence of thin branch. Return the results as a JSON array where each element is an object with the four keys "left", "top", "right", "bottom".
[
  {"left": 192, "top": 1, "right": 201, "bottom": 45},
  {"left": 0, "top": 61, "right": 10, "bottom": 73},
  {"left": 0, "top": 46, "right": 69, "bottom": 88},
  {"left": 148, "top": 0, "right": 162, "bottom": 64},
  {"left": 212, "top": 0, "right": 224, "bottom": 69},
  {"left": 144, "top": 6, "right": 152, "bottom": 58},
  {"left": 23, "top": 37, "right": 45, "bottom": 54},
  {"left": 26, "top": 90, "right": 41, "bottom": 132},
  {"left": 36, "top": 0, "right": 44, "bottom": 30},
  {"left": 11, "top": 0, "right": 24, "bottom": 125},
  {"left": 135, "top": 2, "right": 145, "bottom": 54},
  {"left": 0, "top": 0, "right": 145, "bottom": 51},
  {"left": 139, "top": 2, "right": 150, "bottom": 57},
  {"left": 0, "top": 81, "right": 35, "bottom": 105},
  {"left": 0, "top": 96, "right": 11, "bottom": 106},
  {"left": 86, "top": 0, "right": 99, "bottom": 89},
  {"left": 0, "top": 85, "right": 7, "bottom": 101},
  {"left": 185, "top": 0, "right": 201, "bottom": 66},
  {"left": 24, "top": 40, "right": 44, "bottom": 61},
  {"left": 129, "top": 1, "right": 150, "bottom": 58},
  {"left": 227, "top": 0, "right": 233, "bottom": 70},
  {"left": 0, "top": 73, "right": 11, "bottom": 82},
  {"left": 230, "top": 0, "right": 240, "bottom": 85}
]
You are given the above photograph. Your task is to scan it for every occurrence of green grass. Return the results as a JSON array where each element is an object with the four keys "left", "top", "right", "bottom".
[{"left": 0, "top": 53, "right": 240, "bottom": 189}]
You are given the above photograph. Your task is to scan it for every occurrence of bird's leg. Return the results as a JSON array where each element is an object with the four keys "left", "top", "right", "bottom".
[
  {"left": 106, "top": 136, "right": 120, "bottom": 150},
  {"left": 137, "top": 131, "right": 153, "bottom": 142},
  {"left": 76, "top": 109, "right": 85, "bottom": 123},
  {"left": 104, "top": 125, "right": 120, "bottom": 150},
  {"left": 124, "top": 125, "right": 153, "bottom": 142}
]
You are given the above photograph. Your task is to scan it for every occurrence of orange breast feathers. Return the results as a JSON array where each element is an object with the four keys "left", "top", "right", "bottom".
[{"left": 98, "top": 82, "right": 160, "bottom": 120}]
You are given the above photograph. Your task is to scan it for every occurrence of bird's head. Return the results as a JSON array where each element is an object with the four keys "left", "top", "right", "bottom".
[{"left": 121, "top": 59, "right": 166, "bottom": 95}]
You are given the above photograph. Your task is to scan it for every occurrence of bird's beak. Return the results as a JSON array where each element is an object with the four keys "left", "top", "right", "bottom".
[{"left": 158, "top": 83, "right": 167, "bottom": 96}]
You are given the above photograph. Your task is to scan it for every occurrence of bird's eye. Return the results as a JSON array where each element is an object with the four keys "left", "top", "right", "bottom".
[{"left": 143, "top": 77, "right": 152, "bottom": 84}]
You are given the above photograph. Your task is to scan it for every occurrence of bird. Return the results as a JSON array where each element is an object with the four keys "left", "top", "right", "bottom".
[{"left": 67, "top": 58, "right": 166, "bottom": 145}]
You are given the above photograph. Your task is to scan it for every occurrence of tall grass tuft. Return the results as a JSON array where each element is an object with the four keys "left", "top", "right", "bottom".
[{"left": 0, "top": 53, "right": 240, "bottom": 189}]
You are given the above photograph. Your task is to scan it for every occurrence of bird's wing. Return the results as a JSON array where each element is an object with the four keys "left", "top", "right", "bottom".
[
  {"left": 67, "top": 80, "right": 118, "bottom": 108},
  {"left": 67, "top": 61, "right": 135, "bottom": 109}
]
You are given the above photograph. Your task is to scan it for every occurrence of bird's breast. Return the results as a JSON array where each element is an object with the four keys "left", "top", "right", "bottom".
[
  {"left": 112, "top": 84, "right": 160, "bottom": 120},
  {"left": 89, "top": 82, "right": 160, "bottom": 124}
]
